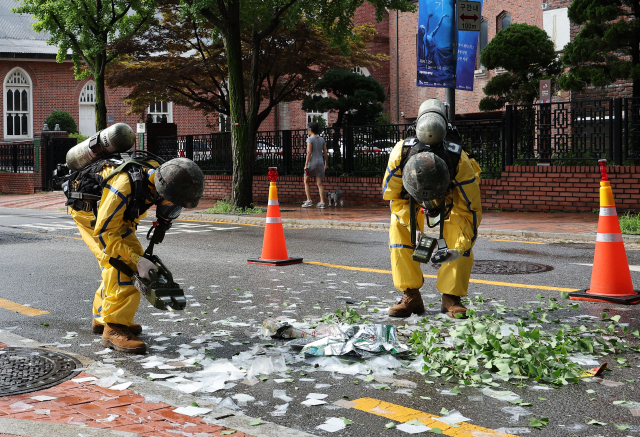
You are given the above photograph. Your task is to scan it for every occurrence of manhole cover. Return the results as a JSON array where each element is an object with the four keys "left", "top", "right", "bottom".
[
  {"left": 0, "top": 347, "right": 81, "bottom": 396},
  {"left": 431, "top": 260, "right": 553, "bottom": 275},
  {"left": 472, "top": 260, "right": 553, "bottom": 275}
]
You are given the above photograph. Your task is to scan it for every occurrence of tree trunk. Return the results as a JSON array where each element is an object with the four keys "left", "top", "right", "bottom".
[
  {"left": 224, "top": 1, "right": 254, "bottom": 208},
  {"left": 94, "top": 54, "right": 108, "bottom": 131}
]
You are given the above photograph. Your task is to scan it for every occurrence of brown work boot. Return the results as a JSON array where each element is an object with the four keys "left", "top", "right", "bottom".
[
  {"left": 92, "top": 319, "right": 142, "bottom": 336},
  {"left": 101, "top": 323, "right": 147, "bottom": 354},
  {"left": 389, "top": 288, "right": 425, "bottom": 317},
  {"left": 441, "top": 294, "right": 469, "bottom": 319}
]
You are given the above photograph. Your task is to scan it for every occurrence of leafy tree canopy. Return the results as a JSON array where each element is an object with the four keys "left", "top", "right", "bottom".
[
  {"left": 302, "top": 69, "right": 386, "bottom": 126},
  {"left": 107, "top": 3, "right": 387, "bottom": 128},
  {"left": 13, "top": 0, "right": 155, "bottom": 129},
  {"left": 559, "top": 0, "right": 640, "bottom": 97},
  {"left": 479, "top": 23, "right": 561, "bottom": 111}
]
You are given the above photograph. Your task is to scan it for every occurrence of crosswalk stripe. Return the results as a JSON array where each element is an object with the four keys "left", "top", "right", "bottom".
[{"left": 351, "top": 397, "right": 517, "bottom": 437}]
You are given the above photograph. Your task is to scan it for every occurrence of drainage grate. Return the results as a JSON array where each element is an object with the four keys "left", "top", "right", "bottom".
[
  {"left": 471, "top": 260, "right": 554, "bottom": 275},
  {"left": 0, "top": 347, "right": 81, "bottom": 396}
]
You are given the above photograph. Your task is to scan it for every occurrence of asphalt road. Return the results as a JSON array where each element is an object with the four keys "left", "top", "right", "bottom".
[{"left": 1, "top": 206, "right": 640, "bottom": 436}]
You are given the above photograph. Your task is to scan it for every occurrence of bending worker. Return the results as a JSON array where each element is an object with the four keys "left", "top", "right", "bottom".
[
  {"left": 383, "top": 98, "right": 482, "bottom": 318},
  {"left": 67, "top": 126, "right": 204, "bottom": 354}
]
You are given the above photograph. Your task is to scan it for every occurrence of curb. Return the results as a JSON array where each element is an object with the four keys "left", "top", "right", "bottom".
[
  {"left": 0, "top": 330, "right": 316, "bottom": 437},
  {"left": 173, "top": 212, "right": 640, "bottom": 243}
]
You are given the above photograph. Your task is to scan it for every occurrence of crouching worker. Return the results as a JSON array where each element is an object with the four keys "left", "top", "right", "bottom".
[
  {"left": 383, "top": 99, "right": 482, "bottom": 319},
  {"left": 65, "top": 124, "right": 204, "bottom": 354}
]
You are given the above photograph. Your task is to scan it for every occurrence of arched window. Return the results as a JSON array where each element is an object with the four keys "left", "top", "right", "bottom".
[
  {"left": 78, "top": 81, "right": 96, "bottom": 137},
  {"left": 352, "top": 66, "right": 371, "bottom": 77},
  {"left": 148, "top": 100, "right": 173, "bottom": 123},
  {"left": 4, "top": 68, "right": 32, "bottom": 139},
  {"left": 498, "top": 12, "right": 511, "bottom": 32}
]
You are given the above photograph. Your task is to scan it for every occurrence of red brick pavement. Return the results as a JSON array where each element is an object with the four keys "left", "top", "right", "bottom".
[{"left": 0, "top": 371, "right": 252, "bottom": 437}]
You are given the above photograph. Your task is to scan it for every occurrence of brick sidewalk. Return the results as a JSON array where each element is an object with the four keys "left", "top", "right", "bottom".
[
  {"left": 0, "top": 371, "right": 251, "bottom": 437},
  {"left": 0, "top": 191, "right": 601, "bottom": 235}
]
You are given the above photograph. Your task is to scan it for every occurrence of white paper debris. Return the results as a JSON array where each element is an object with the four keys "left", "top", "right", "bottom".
[
  {"left": 435, "top": 409, "right": 471, "bottom": 425},
  {"left": 481, "top": 388, "right": 521, "bottom": 402},
  {"left": 302, "top": 399, "right": 327, "bottom": 406},
  {"left": 270, "top": 403, "right": 289, "bottom": 416},
  {"left": 173, "top": 406, "right": 212, "bottom": 416},
  {"left": 72, "top": 376, "right": 98, "bottom": 383},
  {"left": 316, "top": 417, "right": 347, "bottom": 432},
  {"left": 109, "top": 382, "right": 133, "bottom": 391},
  {"left": 9, "top": 401, "right": 33, "bottom": 412},
  {"left": 273, "top": 390, "right": 294, "bottom": 402},
  {"left": 30, "top": 395, "right": 57, "bottom": 402},
  {"left": 307, "top": 393, "right": 329, "bottom": 400},
  {"left": 396, "top": 422, "right": 431, "bottom": 434}
]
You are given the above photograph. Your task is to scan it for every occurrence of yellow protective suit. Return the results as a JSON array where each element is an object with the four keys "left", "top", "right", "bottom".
[
  {"left": 71, "top": 163, "right": 157, "bottom": 326},
  {"left": 383, "top": 140, "right": 482, "bottom": 297}
]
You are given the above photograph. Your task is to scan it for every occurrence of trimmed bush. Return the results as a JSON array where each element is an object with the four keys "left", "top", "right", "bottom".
[{"left": 45, "top": 111, "right": 78, "bottom": 134}]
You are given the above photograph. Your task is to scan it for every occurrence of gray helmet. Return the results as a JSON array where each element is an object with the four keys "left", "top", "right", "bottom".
[
  {"left": 402, "top": 152, "right": 450, "bottom": 206},
  {"left": 155, "top": 158, "right": 204, "bottom": 208},
  {"left": 415, "top": 99, "right": 448, "bottom": 145}
]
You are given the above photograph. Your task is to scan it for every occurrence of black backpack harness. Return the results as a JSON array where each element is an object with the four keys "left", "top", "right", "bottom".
[{"left": 62, "top": 153, "right": 160, "bottom": 227}]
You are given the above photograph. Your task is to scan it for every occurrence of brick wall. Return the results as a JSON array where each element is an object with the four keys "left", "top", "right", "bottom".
[
  {"left": 201, "top": 166, "right": 640, "bottom": 212},
  {"left": 481, "top": 166, "right": 640, "bottom": 212},
  {"left": 0, "top": 172, "right": 36, "bottom": 194},
  {"left": 203, "top": 175, "right": 387, "bottom": 206}
]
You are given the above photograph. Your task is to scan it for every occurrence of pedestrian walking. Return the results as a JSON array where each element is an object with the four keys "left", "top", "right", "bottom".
[{"left": 302, "top": 121, "right": 328, "bottom": 209}]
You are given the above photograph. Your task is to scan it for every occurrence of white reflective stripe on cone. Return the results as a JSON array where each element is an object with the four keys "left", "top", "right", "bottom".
[
  {"left": 268, "top": 199, "right": 279, "bottom": 205},
  {"left": 599, "top": 207, "right": 618, "bottom": 217},
  {"left": 596, "top": 233, "right": 623, "bottom": 243},
  {"left": 265, "top": 217, "right": 282, "bottom": 224}
]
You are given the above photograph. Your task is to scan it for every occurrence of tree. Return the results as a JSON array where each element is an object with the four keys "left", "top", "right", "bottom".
[
  {"left": 479, "top": 23, "right": 561, "bottom": 111},
  {"left": 107, "top": 4, "right": 386, "bottom": 126},
  {"left": 559, "top": 0, "right": 640, "bottom": 98},
  {"left": 302, "top": 69, "right": 386, "bottom": 126},
  {"left": 182, "top": 0, "right": 415, "bottom": 208},
  {"left": 13, "top": 0, "right": 155, "bottom": 130}
]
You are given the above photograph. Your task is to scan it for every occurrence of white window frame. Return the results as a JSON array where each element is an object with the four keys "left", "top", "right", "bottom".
[
  {"left": 147, "top": 100, "right": 173, "bottom": 123},
  {"left": 352, "top": 66, "right": 371, "bottom": 77},
  {"left": 219, "top": 113, "right": 230, "bottom": 132},
  {"left": 306, "top": 90, "right": 329, "bottom": 128},
  {"left": 79, "top": 81, "right": 96, "bottom": 105},
  {"left": 4, "top": 67, "right": 33, "bottom": 140}
]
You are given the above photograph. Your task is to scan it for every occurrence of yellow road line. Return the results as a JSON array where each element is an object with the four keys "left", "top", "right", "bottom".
[
  {"left": 176, "top": 218, "right": 262, "bottom": 227},
  {"left": 305, "top": 261, "right": 581, "bottom": 292},
  {"left": 0, "top": 298, "right": 49, "bottom": 316},
  {"left": 490, "top": 239, "right": 546, "bottom": 245},
  {"left": 351, "top": 398, "right": 517, "bottom": 437},
  {"left": 24, "top": 232, "right": 82, "bottom": 240}
]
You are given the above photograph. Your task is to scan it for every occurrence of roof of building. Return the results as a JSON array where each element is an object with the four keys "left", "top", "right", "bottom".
[{"left": 0, "top": 0, "right": 60, "bottom": 58}]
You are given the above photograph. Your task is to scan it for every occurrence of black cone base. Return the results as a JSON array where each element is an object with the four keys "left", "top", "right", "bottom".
[
  {"left": 247, "top": 257, "right": 303, "bottom": 266},
  {"left": 570, "top": 289, "right": 640, "bottom": 305}
]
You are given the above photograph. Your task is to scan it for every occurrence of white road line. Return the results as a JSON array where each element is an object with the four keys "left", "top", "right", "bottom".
[{"left": 571, "top": 263, "right": 640, "bottom": 272}]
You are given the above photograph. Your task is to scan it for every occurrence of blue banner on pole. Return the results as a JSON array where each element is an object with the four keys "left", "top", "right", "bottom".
[
  {"left": 417, "top": 0, "right": 456, "bottom": 88},
  {"left": 455, "top": 0, "right": 483, "bottom": 91}
]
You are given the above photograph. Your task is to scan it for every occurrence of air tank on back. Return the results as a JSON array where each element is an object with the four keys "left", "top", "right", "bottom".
[
  {"left": 66, "top": 123, "right": 136, "bottom": 171},
  {"left": 415, "top": 99, "right": 448, "bottom": 146}
]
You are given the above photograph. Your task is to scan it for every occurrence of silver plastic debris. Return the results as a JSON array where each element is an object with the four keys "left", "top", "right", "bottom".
[
  {"left": 300, "top": 324, "right": 410, "bottom": 358},
  {"left": 263, "top": 318, "right": 342, "bottom": 340}
]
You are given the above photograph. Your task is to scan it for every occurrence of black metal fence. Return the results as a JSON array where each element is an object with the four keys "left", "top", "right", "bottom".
[
  {"left": 505, "top": 98, "right": 640, "bottom": 166},
  {"left": 0, "top": 142, "right": 34, "bottom": 173},
  {"left": 154, "top": 121, "right": 505, "bottom": 178},
  {"left": 148, "top": 97, "right": 640, "bottom": 180}
]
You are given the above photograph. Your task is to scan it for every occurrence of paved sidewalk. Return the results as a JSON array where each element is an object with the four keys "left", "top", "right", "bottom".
[{"left": 0, "top": 191, "right": 604, "bottom": 237}]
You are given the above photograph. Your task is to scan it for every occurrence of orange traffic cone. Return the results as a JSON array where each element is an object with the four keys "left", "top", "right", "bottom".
[
  {"left": 247, "top": 167, "right": 303, "bottom": 266},
  {"left": 571, "top": 160, "right": 640, "bottom": 304}
]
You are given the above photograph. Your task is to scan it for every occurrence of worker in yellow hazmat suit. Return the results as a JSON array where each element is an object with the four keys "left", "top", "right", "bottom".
[
  {"left": 69, "top": 157, "right": 204, "bottom": 353},
  {"left": 383, "top": 98, "right": 482, "bottom": 318}
]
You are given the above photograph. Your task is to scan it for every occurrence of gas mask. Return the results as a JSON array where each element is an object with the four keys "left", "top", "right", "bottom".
[{"left": 156, "top": 198, "right": 184, "bottom": 222}]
